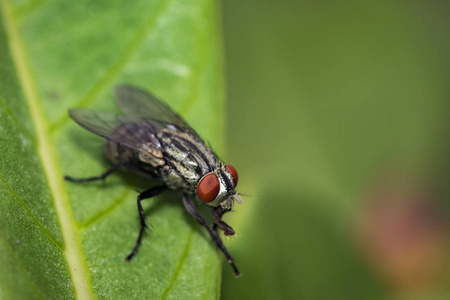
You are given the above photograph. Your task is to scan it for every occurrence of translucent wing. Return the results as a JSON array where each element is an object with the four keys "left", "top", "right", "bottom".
[
  {"left": 115, "top": 85, "right": 199, "bottom": 136},
  {"left": 68, "top": 109, "right": 163, "bottom": 154}
]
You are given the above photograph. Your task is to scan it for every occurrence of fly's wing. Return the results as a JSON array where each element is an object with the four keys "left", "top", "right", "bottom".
[
  {"left": 68, "top": 109, "right": 164, "bottom": 160},
  {"left": 115, "top": 85, "right": 201, "bottom": 137}
]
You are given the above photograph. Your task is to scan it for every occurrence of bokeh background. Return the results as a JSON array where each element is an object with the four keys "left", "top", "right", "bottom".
[{"left": 220, "top": 1, "right": 450, "bottom": 299}]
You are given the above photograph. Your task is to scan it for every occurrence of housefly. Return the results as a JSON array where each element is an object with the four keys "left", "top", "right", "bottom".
[{"left": 64, "top": 85, "right": 242, "bottom": 276}]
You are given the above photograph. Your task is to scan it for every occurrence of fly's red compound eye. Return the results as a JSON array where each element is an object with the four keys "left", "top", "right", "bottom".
[
  {"left": 197, "top": 173, "right": 220, "bottom": 203},
  {"left": 225, "top": 165, "right": 238, "bottom": 187}
]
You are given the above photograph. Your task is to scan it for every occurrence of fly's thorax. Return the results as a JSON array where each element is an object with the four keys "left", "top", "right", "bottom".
[
  {"left": 157, "top": 127, "right": 220, "bottom": 193},
  {"left": 159, "top": 129, "right": 220, "bottom": 173},
  {"left": 138, "top": 142, "right": 164, "bottom": 167}
]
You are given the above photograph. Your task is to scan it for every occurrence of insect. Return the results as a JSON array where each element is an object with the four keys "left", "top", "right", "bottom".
[{"left": 65, "top": 85, "right": 242, "bottom": 276}]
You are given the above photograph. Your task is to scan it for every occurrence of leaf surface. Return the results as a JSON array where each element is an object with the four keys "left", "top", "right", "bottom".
[{"left": 0, "top": 0, "right": 224, "bottom": 298}]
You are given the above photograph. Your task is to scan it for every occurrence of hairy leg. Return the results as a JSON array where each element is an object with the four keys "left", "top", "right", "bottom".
[
  {"left": 182, "top": 193, "right": 240, "bottom": 277},
  {"left": 125, "top": 185, "right": 167, "bottom": 261}
]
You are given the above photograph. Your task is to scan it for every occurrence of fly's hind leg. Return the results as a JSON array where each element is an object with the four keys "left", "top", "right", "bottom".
[
  {"left": 182, "top": 194, "right": 241, "bottom": 277},
  {"left": 64, "top": 163, "right": 121, "bottom": 183},
  {"left": 125, "top": 185, "right": 167, "bottom": 261}
]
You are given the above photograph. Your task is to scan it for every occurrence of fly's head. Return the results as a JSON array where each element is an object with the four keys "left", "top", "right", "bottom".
[{"left": 196, "top": 164, "right": 241, "bottom": 209}]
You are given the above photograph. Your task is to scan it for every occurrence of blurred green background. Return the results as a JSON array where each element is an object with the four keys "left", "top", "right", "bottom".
[{"left": 221, "top": 1, "right": 450, "bottom": 299}]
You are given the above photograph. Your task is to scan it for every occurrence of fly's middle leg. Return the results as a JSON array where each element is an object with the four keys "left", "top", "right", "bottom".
[{"left": 125, "top": 185, "right": 167, "bottom": 261}]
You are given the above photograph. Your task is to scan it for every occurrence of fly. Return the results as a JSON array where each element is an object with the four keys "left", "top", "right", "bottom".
[{"left": 64, "top": 85, "right": 242, "bottom": 276}]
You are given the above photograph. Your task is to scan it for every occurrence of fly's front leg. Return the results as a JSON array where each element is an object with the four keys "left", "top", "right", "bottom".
[
  {"left": 182, "top": 194, "right": 241, "bottom": 277},
  {"left": 212, "top": 206, "right": 235, "bottom": 236},
  {"left": 64, "top": 163, "right": 121, "bottom": 183},
  {"left": 125, "top": 185, "right": 167, "bottom": 261}
]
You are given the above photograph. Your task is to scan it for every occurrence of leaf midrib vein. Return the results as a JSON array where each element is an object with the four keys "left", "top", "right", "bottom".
[{"left": 0, "top": 1, "right": 94, "bottom": 299}]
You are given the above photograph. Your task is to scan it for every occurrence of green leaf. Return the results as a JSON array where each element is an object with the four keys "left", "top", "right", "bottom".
[{"left": 0, "top": 0, "right": 224, "bottom": 298}]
